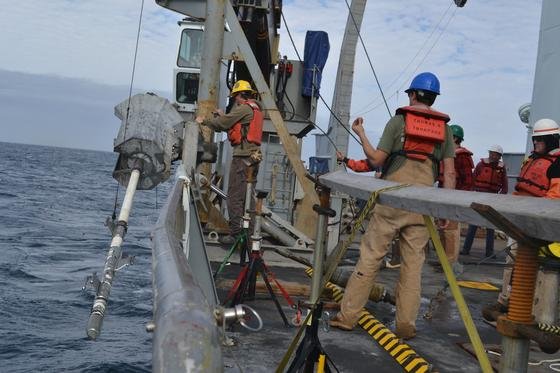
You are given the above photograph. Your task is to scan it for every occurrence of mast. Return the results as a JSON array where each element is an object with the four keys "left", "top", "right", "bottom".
[
  {"left": 324, "top": 0, "right": 367, "bottom": 253},
  {"left": 192, "top": 0, "right": 225, "bottom": 178},
  {"left": 525, "top": 0, "right": 560, "bottom": 154},
  {"left": 326, "top": 0, "right": 367, "bottom": 172}
]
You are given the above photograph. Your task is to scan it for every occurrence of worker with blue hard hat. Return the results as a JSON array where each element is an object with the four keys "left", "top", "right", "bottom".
[
  {"left": 330, "top": 72, "right": 456, "bottom": 340},
  {"left": 405, "top": 71, "right": 441, "bottom": 95}
]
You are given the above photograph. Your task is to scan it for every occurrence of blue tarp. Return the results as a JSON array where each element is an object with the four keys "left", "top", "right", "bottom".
[
  {"left": 302, "top": 31, "right": 330, "bottom": 97},
  {"left": 309, "top": 156, "right": 330, "bottom": 175}
]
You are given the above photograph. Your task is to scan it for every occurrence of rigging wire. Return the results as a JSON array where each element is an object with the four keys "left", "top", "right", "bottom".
[
  {"left": 280, "top": 11, "right": 362, "bottom": 147},
  {"left": 352, "top": 2, "right": 453, "bottom": 115},
  {"left": 342, "top": 0, "right": 392, "bottom": 118},
  {"left": 266, "top": 108, "right": 365, "bottom": 177},
  {"left": 354, "top": 6, "right": 458, "bottom": 117},
  {"left": 112, "top": 0, "right": 146, "bottom": 219}
]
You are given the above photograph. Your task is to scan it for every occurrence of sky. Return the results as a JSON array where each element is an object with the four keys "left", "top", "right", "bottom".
[{"left": 0, "top": 0, "right": 543, "bottom": 162}]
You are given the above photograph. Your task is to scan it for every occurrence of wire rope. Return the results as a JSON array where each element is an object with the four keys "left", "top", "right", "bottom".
[
  {"left": 112, "top": 0, "right": 146, "bottom": 218},
  {"left": 352, "top": 2, "right": 453, "bottom": 115}
]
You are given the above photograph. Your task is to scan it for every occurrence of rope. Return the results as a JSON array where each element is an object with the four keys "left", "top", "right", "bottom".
[
  {"left": 353, "top": 7, "right": 458, "bottom": 117},
  {"left": 342, "top": 0, "right": 391, "bottom": 117},
  {"left": 276, "top": 183, "right": 411, "bottom": 372},
  {"left": 111, "top": 0, "right": 146, "bottom": 219},
  {"left": 352, "top": 3, "right": 453, "bottom": 116},
  {"left": 423, "top": 216, "right": 493, "bottom": 373}
]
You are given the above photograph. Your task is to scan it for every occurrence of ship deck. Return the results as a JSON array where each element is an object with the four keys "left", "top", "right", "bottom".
[{"left": 207, "top": 234, "right": 559, "bottom": 372}]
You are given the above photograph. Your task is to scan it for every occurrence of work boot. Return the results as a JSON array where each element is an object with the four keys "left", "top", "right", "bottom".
[
  {"left": 329, "top": 313, "right": 354, "bottom": 331},
  {"left": 482, "top": 302, "right": 508, "bottom": 322},
  {"left": 485, "top": 250, "right": 496, "bottom": 258},
  {"left": 395, "top": 325, "right": 416, "bottom": 340},
  {"left": 460, "top": 249, "right": 470, "bottom": 255}
]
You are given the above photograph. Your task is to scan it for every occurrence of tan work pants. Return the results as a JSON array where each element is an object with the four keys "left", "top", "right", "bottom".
[
  {"left": 439, "top": 220, "right": 460, "bottom": 264},
  {"left": 339, "top": 158, "right": 434, "bottom": 336}
]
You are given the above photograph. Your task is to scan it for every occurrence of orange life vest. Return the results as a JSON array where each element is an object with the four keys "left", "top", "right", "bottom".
[
  {"left": 396, "top": 106, "right": 449, "bottom": 161},
  {"left": 227, "top": 100, "right": 263, "bottom": 146},
  {"left": 474, "top": 159, "right": 505, "bottom": 193},
  {"left": 437, "top": 146, "right": 473, "bottom": 188},
  {"left": 515, "top": 150, "right": 560, "bottom": 197}
]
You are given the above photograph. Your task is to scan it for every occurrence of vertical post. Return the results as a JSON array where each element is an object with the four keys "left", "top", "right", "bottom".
[
  {"left": 533, "top": 268, "right": 559, "bottom": 325},
  {"left": 310, "top": 185, "right": 333, "bottom": 302},
  {"left": 499, "top": 337, "right": 530, "bottom": 373},
  {"left": 197, "top": 0, "right": 225, "bottom": 179},
  {"left": 498, "top": 243, "right": 539, "bottom": 373},
  {"left": 240, "top": 163, "right": 256, "bottom": 265}
]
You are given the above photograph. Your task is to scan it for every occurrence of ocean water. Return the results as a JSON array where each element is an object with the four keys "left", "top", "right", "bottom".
[{"left": 0, "top": 142, "right": 168, "bottom": 372}]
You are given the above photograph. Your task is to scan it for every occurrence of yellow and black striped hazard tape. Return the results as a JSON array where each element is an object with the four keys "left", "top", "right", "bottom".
[{"left": 305, "top": 268, "right": 430, "bottom": 373}]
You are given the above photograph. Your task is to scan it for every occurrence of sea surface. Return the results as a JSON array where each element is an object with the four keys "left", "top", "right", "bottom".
[{"left": 0, "top": 142, "right": 171, "bottom": 372}]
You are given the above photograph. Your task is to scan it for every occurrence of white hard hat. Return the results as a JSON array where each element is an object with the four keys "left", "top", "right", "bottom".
[
  {"left": 532, "top": 118, "right": 560, "bottom": 137},
  {"left": 488, "top": 144, "right": 503, "bottom": 154}
]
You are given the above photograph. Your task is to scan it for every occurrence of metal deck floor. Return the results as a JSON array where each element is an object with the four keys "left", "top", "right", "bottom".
[{"left": 208, "top": 236, "right": 560, "bottom": 372}]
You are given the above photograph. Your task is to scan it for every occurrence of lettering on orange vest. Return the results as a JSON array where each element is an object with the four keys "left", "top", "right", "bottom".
[
  {"left": 227, "top": 101, "right": 263, "bottom": 146},
  {"left": 474, "top": 159, "right": 505, "bottom": 193},
  {"left": 515, "top": 150, "right": 560, "bottom": 197},
  {"left": 396, "top": 106, "right": 449, "bottom": 161}
]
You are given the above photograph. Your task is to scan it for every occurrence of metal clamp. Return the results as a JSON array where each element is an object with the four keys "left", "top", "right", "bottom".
[{"left": 214, "top": 304, "right": 263, "bottom": 332}]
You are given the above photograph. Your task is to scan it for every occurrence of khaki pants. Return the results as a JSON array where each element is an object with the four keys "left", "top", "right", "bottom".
[
  {"left": 339, "top": 158, "right": 434, "bottom": 337},
  {"left": 439, "top": 220, "right": 460, "bottom": 264}
]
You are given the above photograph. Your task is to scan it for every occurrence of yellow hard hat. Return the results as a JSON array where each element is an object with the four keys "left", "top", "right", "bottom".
[{"left": 230, "top": 80, "right": 254, "bottom": 95}]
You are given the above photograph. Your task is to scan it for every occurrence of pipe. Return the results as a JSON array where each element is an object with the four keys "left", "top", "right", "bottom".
[
  {"left": 86, "top": 168, "right": 140, "bottom": 340},
  {"left": 262, "top": 219, "right": 297, "bottom": 247}
]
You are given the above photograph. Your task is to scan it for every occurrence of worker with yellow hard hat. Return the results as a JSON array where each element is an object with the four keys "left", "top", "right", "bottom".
[{"left": 195, "top": 79, "right": 263, "bottom": 245}]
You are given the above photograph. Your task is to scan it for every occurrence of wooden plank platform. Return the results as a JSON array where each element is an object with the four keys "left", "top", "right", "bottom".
[{"left": 320, "top": 170, "right": 560, "bottom": 242}]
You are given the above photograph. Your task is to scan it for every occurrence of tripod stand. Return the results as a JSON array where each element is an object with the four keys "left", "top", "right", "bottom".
[
  {"left": 223, "top": 190, "right": 294, "bottom": 326},
  {"left": 287, "top": 302, "right": 338, "bottom": 373}
]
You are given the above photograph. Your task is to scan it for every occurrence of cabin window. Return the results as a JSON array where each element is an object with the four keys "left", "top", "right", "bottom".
[
  {"left": 177, "top": 29, "right": 203, "bottom": 68},
  {"left": 176, "top": 72, "right": 199, "bottom": 104}
]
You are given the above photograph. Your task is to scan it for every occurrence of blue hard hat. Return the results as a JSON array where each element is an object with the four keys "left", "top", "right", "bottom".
[{"left": 405, "top": 72, "right": 440, "bottom": 95}]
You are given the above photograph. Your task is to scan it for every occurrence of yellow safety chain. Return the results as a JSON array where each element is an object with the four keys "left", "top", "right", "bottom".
[
  {"left": 423, "top": 216, "right": 493, "bottom": 373},
  {"left": 276, "top": 183, "right": 411, "bottom": 372}
]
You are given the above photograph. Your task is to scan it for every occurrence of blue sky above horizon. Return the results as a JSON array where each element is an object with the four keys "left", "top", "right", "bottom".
[{"left": 0, "top": 0, "right": 543, "bottom": 161}]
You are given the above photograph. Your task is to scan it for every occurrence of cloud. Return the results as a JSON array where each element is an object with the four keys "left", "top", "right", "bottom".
[
  {"left": 0, "top": 70, "right": 171, "bottom": 151},
  {"left": 0, "top": 0, "right": 544, "bottom": 162},
  {"left": 0, "top": 1, "right": 182, "bottom": 92},
  {"left": 280, "top": 0, "right": 541, "bottom": 161}
]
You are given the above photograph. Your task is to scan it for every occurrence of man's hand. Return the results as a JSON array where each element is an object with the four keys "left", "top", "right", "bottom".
[
  {"left": 336, "top": 151, "right": 345, "bottom": 162},
  {"left": 195, "top": 116, "right": 204, "bottom": 124},
  {"left": 351, "top": 117, "right": 365, "bottom": 136}
]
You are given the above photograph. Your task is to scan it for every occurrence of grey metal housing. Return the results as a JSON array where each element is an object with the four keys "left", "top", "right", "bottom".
[{"left": 113, "top": 93, "right": 183, "bottom": 190}]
